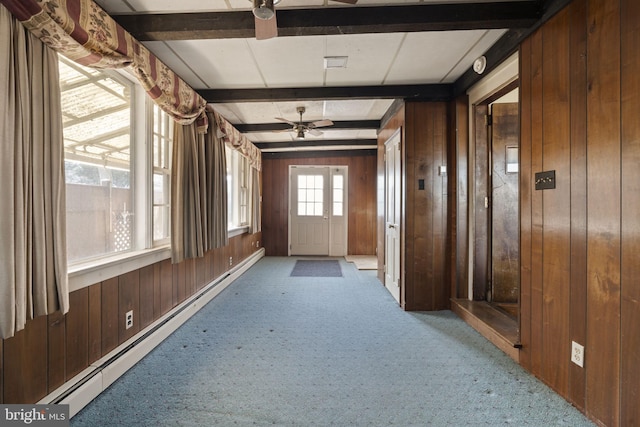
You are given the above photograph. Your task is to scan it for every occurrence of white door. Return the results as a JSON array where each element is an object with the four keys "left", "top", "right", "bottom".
[
  {"left": 385, "top": 131, "right": 401, "bottom": 303},
  {"left": 289, "top": 166, "right": 348, "bottom": 256}
]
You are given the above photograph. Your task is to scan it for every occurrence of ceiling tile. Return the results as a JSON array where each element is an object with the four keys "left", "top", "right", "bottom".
[{"left": 444, "top": 29, "right": 508, "bottom": 82}]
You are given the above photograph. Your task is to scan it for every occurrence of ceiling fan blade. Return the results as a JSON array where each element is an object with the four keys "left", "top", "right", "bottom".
[
  {"left": 308, "top": 129, "right": 323, "bottom": 136},
  {"left": 275, "top": 117, "right": 297, "bottom": 126},
  {"left": 309, "top": 119, "right": 334, "bottom": 128},
  {"left": 331, "top": 0, "right": 358, "bottom": 4},
  {"left": 255, "top": 14, "right": 277, "bottom": 40}
]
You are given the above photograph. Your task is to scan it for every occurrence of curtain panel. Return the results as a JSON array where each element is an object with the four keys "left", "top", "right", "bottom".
[
  {"left": 213, "top": 110, "right": 262, "bottom": 171},
  {"left": 171, "top": 110, "right": 228, "bottom": 264},
  {"left": 0, "top": 7, "right": 69, "bottom": 339},
  {"left": 0, "top": 0, "right": 208, "bottom": 131}
]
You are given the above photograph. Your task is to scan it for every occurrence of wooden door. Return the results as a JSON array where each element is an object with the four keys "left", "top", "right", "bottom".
[
  {"left": 290, "top": 166, "right": 330, "bottom": 255},
  {"left": 490, "top": 102, "right": 520, "bottom": 303},
  {"left": 384, "top": 131, "right": 401, "bottom": 303}
]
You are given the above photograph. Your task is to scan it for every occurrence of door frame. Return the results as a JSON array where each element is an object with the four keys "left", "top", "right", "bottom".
[
  {"left": 287, "top": 165, "right": 348, "bottom": 256},
  {"left": 467, "top": 53, "right": 519, "bottom": 300}
]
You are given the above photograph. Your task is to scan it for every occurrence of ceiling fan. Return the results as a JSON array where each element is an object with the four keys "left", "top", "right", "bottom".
[
  {"left": 251, "top": 0, "right": 358, "bottom": 40},
  {"left": 275, "top": 107, "right": 334, "bottom": 139}
]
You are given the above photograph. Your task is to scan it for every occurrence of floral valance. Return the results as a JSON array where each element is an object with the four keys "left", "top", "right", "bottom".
[
  {"left": 213, "top": 110, "right": 262, "bottom": 171},
  {"left": 0, "top": 0, "right": 207, "bottom": 132}
]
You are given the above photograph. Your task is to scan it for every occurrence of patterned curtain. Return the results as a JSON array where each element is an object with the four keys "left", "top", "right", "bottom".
[
  {"left": 0, "top": 0, "right": 207, "bottom": 131},
  {"left": 213, "top": 110, "right": 262, "bottom": 171}
]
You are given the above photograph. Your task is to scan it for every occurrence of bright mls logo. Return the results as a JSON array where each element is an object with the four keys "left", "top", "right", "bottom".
[{"left": 0, "top": 405, "right": 69, "bottom": 427}]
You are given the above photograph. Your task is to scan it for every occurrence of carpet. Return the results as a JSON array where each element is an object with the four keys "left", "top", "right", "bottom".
[{"left": 290, "top": 259, "right": 342, "bottom": 277}]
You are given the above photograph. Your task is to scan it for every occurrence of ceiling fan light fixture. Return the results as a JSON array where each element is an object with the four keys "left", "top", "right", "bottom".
[
  {"left": 295, "top": 128, "right": 305, "bottom": 140},
  {"left": 252, "top": 0, "right": 276, "bottom": 20}
]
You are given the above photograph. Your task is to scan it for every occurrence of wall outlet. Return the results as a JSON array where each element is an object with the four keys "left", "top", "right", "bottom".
[
  {"left": 256, "top": 241, "right": 259, "bottom": 247},
  {"left": 125, "top": 310, "right": 133, "bottom": 330},
  {"left": 229, "top": 256, "right": 233, "bottom": 266},
  {"left": 571, "top": 341, "right": 584, "bottom": 367}
]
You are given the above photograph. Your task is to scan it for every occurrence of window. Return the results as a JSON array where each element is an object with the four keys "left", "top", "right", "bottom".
[
  {"left": 332, "top": 174, "right": 344, "bottom": 216},
  {"left": 60, "top": 56, "right": 168, "bottom": 265},
  {"left": 60, "top": 56, "right": 134, "bottom": 263},
  {"left": 152, "top": 104, "right": 173, "bottom": 243},
  {"left": 226, "top": 147, "right": 251, "bottom": 229},
  {"left": 297, "top": 175, "right": 324, "bottom": 217}
]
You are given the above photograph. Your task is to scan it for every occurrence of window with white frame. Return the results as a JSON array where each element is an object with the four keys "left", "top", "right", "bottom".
[
  {"left": 226, "top": 146, "right": 251, "bottom": 229},
  {"left": 152, "top": 104, "right": 172, "bottom": 244},
  {"left": 60, "top": 56, "right": 168, "bottom": 264},
  {"left": 60, "top": 56, "right": 135, "bottom": 263}
]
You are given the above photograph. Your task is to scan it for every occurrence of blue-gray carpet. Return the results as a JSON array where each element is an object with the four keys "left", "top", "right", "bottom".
[{"left": 71, "top": 257, "right": 593, "bottom": 426}]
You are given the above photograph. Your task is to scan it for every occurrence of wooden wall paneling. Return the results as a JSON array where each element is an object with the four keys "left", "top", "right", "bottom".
[
  {"left": 87, "top": 283, "right": 102, "bottom": 364},
  {"left": 541, "top": 8, "right": 571, "bottom": 396},
  {"left": 47, "top": 310, "right": 66, "bottom": 393},
  {"left": 585, "top": 0, "right": 621, "bottom": 425},
  {"left": 138, "top": 265, "right": 155, "bottom": 330},
  {"left": 101, "top": 277, "right": 119, "bottom": 355},
  {"left": 568, "top": 0, "right": 588, "bottom": 410},
  {"left": 119, "top": 270, "right": 140, "bottom": 344},
  {"left": 473, "top": 103, "right": 489, "bottom": 301},
  {"left": 261, "top": 155, "right": 378, "bottom": 257},
  {"left": 519, "top": 37, "right": 533, "bottom": 371},
  {"left": 433, "top": 103, "right": 449, "bottom": 309},
  {"left": 620, "top": 0, "right": 640, "bottom": 424},
  {"left": 3, "top": 316, "right": 48, "bottom": 403},
  {"left": 159, "top": 259, "right": 173, "bottom": 315},
  {"left": 403, "top": 103, "right": 417, "bottom": 308},
  {"left": 66, "top": 288, "right": 88, "bottom": 381},
  {"left": 153, "top": 263, "right": 162, "bottom": 320},
  {"left": 529, "top": 28, "right": 544, "bottom": 379},
  {"left": 185, "top": 258, "right": 196, "bottom": 298},
  {"left": 453, "top": 96, "right": 469, "bottom": 300}
]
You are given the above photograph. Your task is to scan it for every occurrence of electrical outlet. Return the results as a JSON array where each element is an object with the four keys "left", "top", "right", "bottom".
[
  {"left": 571, "top": 341, "right": 584, "bottom": 367},
  {"left": 125, "top": 310, "right": 133, "bottom": 330},
  {"left": 256, "top": 241, "right": 259, "bottom": 247},
  {"left": 229, "top": 256, "right": 233, "bottom": 266}
]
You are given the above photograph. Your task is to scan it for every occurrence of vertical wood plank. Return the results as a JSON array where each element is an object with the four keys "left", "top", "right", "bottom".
[
  {"left": 66, "top": 288, "right": 89, "bottom": 380},
  {"left": 529, "top": 27, "right": 544, "bottom": 379},
  {"left": 159, "top": 259, "right": 173, "bottom": 315},
  {"left": 519, "top": 37, "right": 533, "bottom": 371},
  {"left": 620, "top": 0, "right": 640, "bottom": 424},
  {"left": 153, "top": 263, "right": 162, "bottom": 321},
  {"left": 568, "top": 0, "right": 588, "bottom": 411},
  {"left": 88, "top": 283, "right": 102, "bottom": 364},
  {"left": 47, "top": 311, "right": 66, "bottom": 393},
  {"left": 473, "top": 103, "right": 489, "bottom": 301},
  {"left": 586, "top": 0, "right": 621, "bottom": 425},
  {"left": 139, "top": 265, "right": 155, "bottom": 330},
  {"left": 0, "top": 338, "right": 3, "bottom": 403},
  {"left": 101, "top": 277, "right": 119, "bottom": 355},
  {"left": 433, "top": 103, "right": 448, "bottom": 309},
  {"left": 454, "top": 96, "right": 469, "bottom": 300},
  {"left": 3, "top": 316, "right": 48, "bottom": 403},
  {"left": 119, "top": 270, "right": 140, "bottom": 344},
  {"left": 541, "top": 8, "right": 571, "bottom": 396}
]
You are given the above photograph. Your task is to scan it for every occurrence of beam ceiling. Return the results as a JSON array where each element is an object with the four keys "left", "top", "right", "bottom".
[{"left": 112, "top": 2, "right": 541, "bottom": 42}]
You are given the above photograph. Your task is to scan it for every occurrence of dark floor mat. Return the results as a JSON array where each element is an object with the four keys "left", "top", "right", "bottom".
[{"left": 290, "top": 260, "right": 342, "bottom": 277}]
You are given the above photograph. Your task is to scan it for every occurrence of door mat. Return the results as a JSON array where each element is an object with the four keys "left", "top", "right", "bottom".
[{"left": 290, "top": 260, "right": 342, "bottom": 277}]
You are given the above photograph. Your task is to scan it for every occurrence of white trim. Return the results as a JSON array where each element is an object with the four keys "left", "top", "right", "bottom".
[
  {"left": 466, "top": 52, "right": 519, "bottom": 300},
  {"left": 68, "top": 247, "right": 171, "bottom": 292},
  {"left": 41, "top": 248, "right": 265, "bottom": 418}
]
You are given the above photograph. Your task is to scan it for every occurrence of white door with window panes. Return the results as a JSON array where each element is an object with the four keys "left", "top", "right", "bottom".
[{"left": 289, "top": 166, "right": 347, "bottom": 256}]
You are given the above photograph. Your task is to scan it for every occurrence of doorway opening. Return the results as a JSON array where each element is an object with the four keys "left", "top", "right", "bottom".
[{"left": 288, "top": 165, "right": 348, "bottom": 256}]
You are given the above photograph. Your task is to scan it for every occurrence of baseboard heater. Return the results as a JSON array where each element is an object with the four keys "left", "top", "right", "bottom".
[{"left": 39, "top": 248, "right": 265, "bottom": 417}]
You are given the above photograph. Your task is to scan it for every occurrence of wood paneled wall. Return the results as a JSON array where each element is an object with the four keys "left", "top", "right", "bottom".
[
  {"left": 261, "top": 153, "right": 377, "bottom": 256},
  {"left": 0, "top": 232, "right": 261, "bottom": 404},
  {"left": 519, "top": 0, "right": 639, "bottom": 425},
  {"left": 403, "top": 102, "right": 450, "bottom": 311}
]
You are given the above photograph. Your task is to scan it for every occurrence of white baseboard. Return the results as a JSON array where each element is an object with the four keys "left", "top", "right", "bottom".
[{"left": 39, "top": 248, "right": 265, "bottom": 418}]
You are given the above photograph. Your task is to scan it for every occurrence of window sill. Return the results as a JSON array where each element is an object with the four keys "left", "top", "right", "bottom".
[
  {"left": 229, "top": 226, "right": 249, "bottom": 238},
  {"left": 68, "top": 246, "right": 171, "bottom": 292}
]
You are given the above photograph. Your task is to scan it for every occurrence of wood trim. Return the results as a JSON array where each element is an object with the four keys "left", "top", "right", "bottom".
[{"left": 620, "top": 0, "right": 640, "bottom": 424}]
